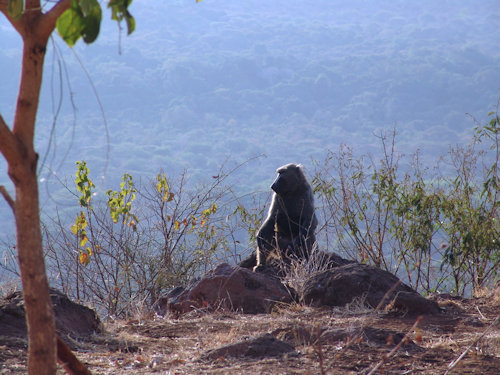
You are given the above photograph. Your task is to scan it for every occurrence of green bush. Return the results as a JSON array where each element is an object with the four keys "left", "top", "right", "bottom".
[{"left": 312, "top": 109, "right": 499, "bottom": 295}]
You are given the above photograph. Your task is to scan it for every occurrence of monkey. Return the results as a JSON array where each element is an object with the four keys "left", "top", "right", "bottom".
[{"left": 253, "top": 163, "right": 318, "bottom": 272}]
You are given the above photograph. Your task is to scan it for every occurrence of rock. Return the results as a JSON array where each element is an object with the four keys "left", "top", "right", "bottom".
[
  {"left": 238, "top": 251, "right": 257, "bottom": 269},
  {"left": 0, "top": 288, "right": 101, "bottom": 339},
  {"left": 390, "top": 290, "right": 442, "bottom": 314},
  {"left": 239, "top": 250, "right": 355, "bottom": 276},
  {"left": 275, "top": 325, "right": 422, "bottom": 350},
  {"left": 165, "top": 263, "right": 293, "bottom": 315},
  {"left": 302, "top": 263, "right": 440, "bottom": 314},
  {"left": 310, "top": 250, "right": 357, "bottom": 268},
  {"left": 201, "top": 333, "right": 295, "bottom": 360},
  {"left": 153, "top": 285, "right": 186, "bottom": 316}
]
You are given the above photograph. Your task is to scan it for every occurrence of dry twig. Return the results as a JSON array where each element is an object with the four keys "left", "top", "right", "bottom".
[
  {"left": 365, "top": 315, "right": 423, "bottom": 375},
  {"left": 444, "top": 315, "right": 500, "bottom": 375}
]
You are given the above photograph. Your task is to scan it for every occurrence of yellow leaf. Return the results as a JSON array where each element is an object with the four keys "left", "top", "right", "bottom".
[
  {"left": 78, "top": 252, "right": 88, "bottom": 265},
  {"left": 80, "top": 235, "right": 88, "bottom": 247}
]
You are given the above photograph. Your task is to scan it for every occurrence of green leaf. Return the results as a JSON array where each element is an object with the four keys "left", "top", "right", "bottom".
[
  {"left": 81, "top": 0, "right": 102, "bottom": 44},
  {"left": 7, "top": 0, "right": 23, "bottom": 21},
  {"left": 57, "top": 7, "right": 85, "bottom": 47},
  {"left": 56, "top": 0, "right": 102, "bottom": 46},
  {"left": 80, "top": 0, "right": 94, "bottom": 16},
  {"left": 108, "top": 0, "right": 135, "bottom": 35},
  {"left": 125, "top": 12, "right": 135, "bottom": 35}
]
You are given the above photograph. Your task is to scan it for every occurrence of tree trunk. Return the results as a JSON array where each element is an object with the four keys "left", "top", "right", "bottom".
[
  {"left": 5, "top": 10, "right": 58, "bottom": 375},
  {"left": 14, "top": 156, "right": 57, "bottom": 375},
  {"left": 1, "top": 2, "right": 93, "bottom": 374}
]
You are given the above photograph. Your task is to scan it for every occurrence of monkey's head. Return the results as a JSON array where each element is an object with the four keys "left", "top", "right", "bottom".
[{"left": 271, "top": 163, "right": 305, "bottom": 196}]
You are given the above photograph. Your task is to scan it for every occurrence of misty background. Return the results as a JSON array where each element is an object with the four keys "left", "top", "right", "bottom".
[{"left": 1, "top": 0, "right": 499, "bottom": 241}]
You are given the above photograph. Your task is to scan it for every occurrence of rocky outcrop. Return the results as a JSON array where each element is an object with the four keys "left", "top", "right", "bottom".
[
  {"left": 302, "top": 263, "right": 440, "bottom": 314},
  {"left": 159, "top": 263, "right": 293, "bottom": 316},
  {"left": 0, "top": 288, "right": 101, "bottom": 339},
  {"left": 158, "top": 252, "right": 440, "bottom": 317},
  {"left": 201, "top": 333, "right": 295, "bottom": 360}
]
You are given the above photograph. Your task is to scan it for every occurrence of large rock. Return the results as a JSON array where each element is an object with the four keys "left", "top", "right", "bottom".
[
  {"left": 0, "top": 288, "right": 101, "bottom": 339},
  {"left": 302, "top": 263, "right": 440, "bottom": 314},
  {"left": 163, "top": 263, "right": 293, "bottom": 316},
  {"left": 201, "top": 333, "right": 295, "bottom": 360},
  {"left": 239, "top": 250, "right": 355, "bottom": 277}
]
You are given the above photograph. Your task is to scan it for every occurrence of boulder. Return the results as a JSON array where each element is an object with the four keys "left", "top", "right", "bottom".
[
  {"left": 201, "top": 333, "right": 295, "bottom": 360},
  {"left": 163, "top": 263, "right": 293, "bottom": 316},
  {"left": 239, "top": 250, "right": 355, "bottom": 277},
  {"left": 302, "top": 263, "right": 440, "bottom": 314},
  {"left": 238, "top": 251, "right": 257, "bottom": 269},
  {"left": 0, "top": 288, "right": 101, "bottom": 339}
]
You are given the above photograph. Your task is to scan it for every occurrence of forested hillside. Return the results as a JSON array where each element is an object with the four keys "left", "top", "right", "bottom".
[{"left": 1, "top": 0, "right": 499, "bottom": 235}]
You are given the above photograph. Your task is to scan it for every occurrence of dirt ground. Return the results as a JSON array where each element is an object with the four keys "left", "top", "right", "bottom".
[{"left": 0, "top": 291, "right": 499, "bottom": 374}]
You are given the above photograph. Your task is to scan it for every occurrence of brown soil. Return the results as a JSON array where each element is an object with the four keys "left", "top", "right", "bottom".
[{"left": 1, "top": 292, "right": 499, "bottom": 374}]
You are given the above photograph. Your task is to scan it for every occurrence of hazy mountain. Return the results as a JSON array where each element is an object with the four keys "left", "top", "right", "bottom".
[{"left": 1, "top": 0, "right": 499, "bottom": 238}]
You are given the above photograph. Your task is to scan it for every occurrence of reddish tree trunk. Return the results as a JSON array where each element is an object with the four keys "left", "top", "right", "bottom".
[
  {"left": 0, "top": 2, "right": 70, "bottom": 373},
  {"left": 14, "top": 160, "right": 57, "bottom": 375},
  {"left": 0, "top": 2, "right": 91, "bottom": 374},
  {"left": 11, "top": 24, "right": 57, "bottom": 375}
]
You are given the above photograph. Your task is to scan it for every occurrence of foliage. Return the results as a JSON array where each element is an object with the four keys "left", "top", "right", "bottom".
[
  {"left": 56, "top": 0, "right": 102, "bottom": 46},
  {"left": 312, "top": 112, "right": 500, "bottom": 295},
  {"left": 7, "top": 0, "right": 23, "bottom": 20},
  {"left": 43, "top": 163, "right": 247, "bottom": 317},
  {"left": 233, "top": 201, "right": 267, "bottom": 246},
  {"left": 38, "top": 110, "right": 500, "bottom": 316},
  {"left": 2, "top": 110, "right": 499, "bottom": 317},
  {"left": 439, "top": 110, "right": 500, "bottom": 294},
  {"left": 1, "top": 1, "right": 137, "bottom": 372},
  {"left": 106, "top": 173, "right": 138, "bottom": 229},
  {"left": 56, "top": 0, "right": 134, "bottom": 46},
  {"left": 312, "top": 141, "right": 397, "bottom": 270}
]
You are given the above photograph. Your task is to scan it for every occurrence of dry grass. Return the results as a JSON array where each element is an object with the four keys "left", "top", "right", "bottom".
[{"left": 1, "top": 286, "right": 499, "bottom": 374}]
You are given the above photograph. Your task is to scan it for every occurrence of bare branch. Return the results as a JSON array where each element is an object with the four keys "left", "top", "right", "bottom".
[
  {"left": 43, "top": 0, "right": 71, "bottom": 34},
  {"left": 57, "top": 335, "right": 92, "bottom": 375},
  {"left": 366, "top": 316, "right": 423, "bottom": 375},
  {"left": 1, "top": 0, "right": 71, "bottom": 38},
  {"left": 445, "top": 315, "right": 500, "bottom": 375},
  {"left": 1, "top": 0, "right": 43, "bottom": 34},
  {"left": 0, "top": 1, "right": 17, "bottom": 33},
  {"left": 0, "top": 114, "right": 20, "bottom": 165},
  {"left": 0, "top": 185, "right": 15, "bottom": 213}
]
